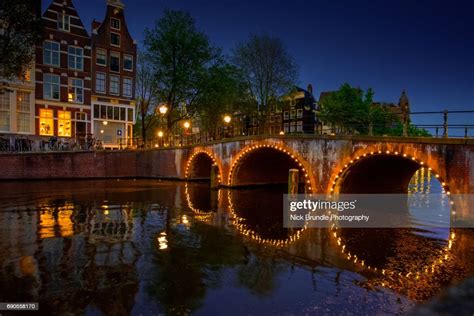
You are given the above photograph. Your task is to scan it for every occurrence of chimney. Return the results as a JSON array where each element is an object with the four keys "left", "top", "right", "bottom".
[{"left": 307, "top": 84, "right": 313, "bottom": 94}]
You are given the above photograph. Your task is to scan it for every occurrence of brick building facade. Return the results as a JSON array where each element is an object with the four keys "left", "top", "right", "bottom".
[
  {"left": 91, "top": 0, "right": 136, "bottom": 148},
  {"left": 35, "top": 0, "right": 92, "bottom": 141}
]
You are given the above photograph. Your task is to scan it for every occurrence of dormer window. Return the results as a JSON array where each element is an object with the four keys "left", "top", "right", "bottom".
[
  {"left": 111, "top": 18, "right": 120, "bottom": 30},
  {"left": 58, "top": 13, "right": 70, "bottom": 32}
]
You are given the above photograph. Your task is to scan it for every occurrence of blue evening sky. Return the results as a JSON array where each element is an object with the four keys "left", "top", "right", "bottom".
[{"left": 44, "top": 0, "right": 474, "bottom": 131}]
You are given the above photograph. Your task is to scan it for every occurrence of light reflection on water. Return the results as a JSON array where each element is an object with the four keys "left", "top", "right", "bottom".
[{"left": 0, "top": 177, "right": 472, "bottom": 315}]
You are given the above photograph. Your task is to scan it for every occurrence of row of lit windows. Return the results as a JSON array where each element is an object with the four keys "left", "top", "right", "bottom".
[
  {"left": 0, "top": 91, "right": 32, "bottom": 133},
  {"left": 43, "top": 74, "right": 84, "bottom": 103},
  {"left": 39, "top": 109, "right": 72, "bottom": 136},
  {"left": 95, "top": 72, "right": 132, "bottom": 97},
  {"left": 39, "top": 109, "right": 87, "bottom": 137},
  {"left": 96, "top": 49, "right": 133, "bottom": 72},
  {"left": 93, "top": 104, "right": 134, "bottom": 123}
]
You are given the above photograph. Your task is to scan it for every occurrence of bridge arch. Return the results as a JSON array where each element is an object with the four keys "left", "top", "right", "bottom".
[
  {"left": 227, "top": 143, "right": 314, "bottom": 193},
  {"left": 185, "top": 150, "right": 221, "bottom": 182},
  {"left": 329, "top": 149, "right": 451, "bottom": 194}
]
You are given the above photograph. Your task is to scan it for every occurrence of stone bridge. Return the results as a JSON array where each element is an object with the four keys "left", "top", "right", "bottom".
[{"left": 1, "top": 135, "right": 473, "bottom": 194}]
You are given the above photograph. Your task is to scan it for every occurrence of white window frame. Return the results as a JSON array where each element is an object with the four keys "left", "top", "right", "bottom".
[
  {"left": 297, "top": 120, "right": 303, "bottom": 132},
  {"left": 68, "top": 78, "right": 84, "bottom": 104},
  {"left": 96, "top": 72, "right": 106, "bottom": 94},
  {"left": 68, "top": 46, "right": 83, "bottom": 70},
  {"left": 110, "top": 75, "right": 120, "bottom": 95},
  {"left": 43, "top": 73, "right": 60, "bottom": 101},
  {"left": 110, "top": 51, "right": 120, "bottom": 73},
  {"left": 122, "top": 77, "right": 132, "bottom": 97},
  {"left": 96, "top": 48, "right": 107, "bottom": 66},
  {"left": 123, "top": 54, "right": 133, "bottom": 72},
  {"left": 110, "top": 32, "right": 120, "bottom": 47},
  {"left": 57, "top": 12, "right": 70, "bottom": 32},
  {"left": 43, "top": 41, "right": 60, "bottom": 67},
  {"left": 16, "top": 91, "right": 31, "bottom": 133},
  {"left": 110, "top": 18, "right": 121, "bottom": 30},
  {"left": 0, "top": 91, "right": 10, "bottom": 132},
  {"left": 297, "top": 109, "right": 303, "bottom": 118}
]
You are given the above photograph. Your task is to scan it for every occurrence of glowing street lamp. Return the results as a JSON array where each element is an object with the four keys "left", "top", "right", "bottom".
[
  {"left": 157, "top": 131, "right": 164, "bottom": 138},
  {"left": 102, "top": 121, "right": 108, "bottom": 126},
  {"left": 159, "top": 104, "right": 168, "bottom": 115},
  {"left": 279, "top": 131, "right": 285, "bottom": 135},
  {"left": 223, "top": 115, "right": 231, "bottom": 124},
  {"left": 183, "top": 121, "right": 191, "bottom": 129}
]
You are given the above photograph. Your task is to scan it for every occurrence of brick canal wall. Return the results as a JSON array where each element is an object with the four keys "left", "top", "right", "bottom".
[{"left": 0, "top": 149, "right": 190, "bottom": 180}]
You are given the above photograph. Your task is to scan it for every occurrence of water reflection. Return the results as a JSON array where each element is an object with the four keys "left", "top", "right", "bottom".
[{"left": 0, "top": 179, "right": 473, "bottom": 315}]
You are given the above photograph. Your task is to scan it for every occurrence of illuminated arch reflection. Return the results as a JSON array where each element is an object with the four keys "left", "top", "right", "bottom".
[{"left": 327, "top": 150, "right": 456, "bottom": 294}]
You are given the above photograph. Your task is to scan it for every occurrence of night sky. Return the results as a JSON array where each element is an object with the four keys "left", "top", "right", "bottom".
[{"left": 44, "top": 0, "right": 473, "bottom": 131}]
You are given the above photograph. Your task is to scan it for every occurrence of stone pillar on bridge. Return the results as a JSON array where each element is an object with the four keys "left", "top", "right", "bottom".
[
  {"left": 288, "top": 169, "right": 299, "bottom": 195},
  {"left": 210, "top": 164, "right": 219, "bottom": 190}
]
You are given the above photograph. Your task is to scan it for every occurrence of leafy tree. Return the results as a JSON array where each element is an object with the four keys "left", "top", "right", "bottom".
[
  {"left": 233, "top": 34, "right": 298, "bottom": 113},
  {"left": 196, "top": 63, "right": 253, "bottom": 138},
  {"left": 0, "top": 0, "right": 41, "bottom": 80},
  {"left": 319, "top": 83, "right": 374, "bottom": 134},
  {"left": 143, "top": 9, "right": 219, "bottom": 136}
]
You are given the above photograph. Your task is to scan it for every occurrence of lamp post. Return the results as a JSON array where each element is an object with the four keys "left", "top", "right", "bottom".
[
  {"left": 157, "top": 103, "right": 168, "bottom": 146},
  {"left": 182, "top": 121, "right": 191, "bottom": 146},
  {"left": 157, "top": 130, "right": 164, "bottom": 147},
  {"left": 223, "top": 115, "right": 231, "bottom": 138}
]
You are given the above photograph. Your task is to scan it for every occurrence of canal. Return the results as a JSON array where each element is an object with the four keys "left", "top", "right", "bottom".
[{"left": 0, "top": 173, "right": 473, "bottom": 315}]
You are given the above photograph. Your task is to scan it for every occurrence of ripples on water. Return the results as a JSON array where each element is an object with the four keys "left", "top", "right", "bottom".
[{"left": 0, "top": 172, "right": 473, "bottom": 315}]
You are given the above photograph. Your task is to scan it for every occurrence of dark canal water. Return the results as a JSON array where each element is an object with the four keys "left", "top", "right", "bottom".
[{"left": 0, "top": 171, "right": 473, "bottom": 315}]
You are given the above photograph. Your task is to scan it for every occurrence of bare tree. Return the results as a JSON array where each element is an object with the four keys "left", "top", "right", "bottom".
[
  {"left": 136, "top": 52, "right": 159, "bottom": 145},
  {"left": 233, "top": 34, "right": 298, "bottom": 112}
]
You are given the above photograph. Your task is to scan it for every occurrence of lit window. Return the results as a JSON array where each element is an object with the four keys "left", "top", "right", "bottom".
[
  {"left": 290, "top": 110, "right": 296, "bottom": 119},
  {"left": 111, "top": 33, "right": 120, "bottom": 46},
  {"left": 39, "top": 108, "right": 54, "bottom": 136},
  {"left": 57, "top": 13, "right": 70, "bottom": 31},
  {"left": 124, "top": 54, "right": 133, "bottom": 71},
  {"left": 96, "top": 72, "right": 106, "bottom": 93},
  {"left": 43, "top": 74, "right": 60, "bottom": 100},
  {"left": 68, "top": 78, "right": 83, "bottom": 103},
  {"left": 43, "top": 41, "right": 60, "bottom": 66},
  {"left": 68, "top": 46, "right": 83, "bottom": 70},
  {"left": 123, "top": 77, "right": 132, "bottom": 97},
  {"left": 111, "top": 18, "right": 120, "bottom": 30},
  {"left": 17, "top": 92, "right": 30, "bottom": 133},
  {"left": 58, "top": 110, "right": 71, "bottom": 137},
  {"left": 96, "top": 48, "right": 107, "bottom": 66},
  {"left": 110, "top": 75, "right": 119, "bottom": 95},
  {"left": 0, "top": 91, "right": 10, "bottom": 132}
]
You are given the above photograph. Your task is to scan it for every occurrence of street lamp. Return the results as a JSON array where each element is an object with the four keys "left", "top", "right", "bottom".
[
  {"left": 223, "top": 115, "right": 231, "bottom": 124},
  {"left": 183, "top": 121, "right": 191, "bottom": 129},
  {"left": 157, "top": 131, "right": 164, "bottom": 138},
  {"left": 159, "top": 104, "right": 168, "bottom": 115},
  {"left": 102, "top": 121, "right": 108, "bottom": 126}
]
